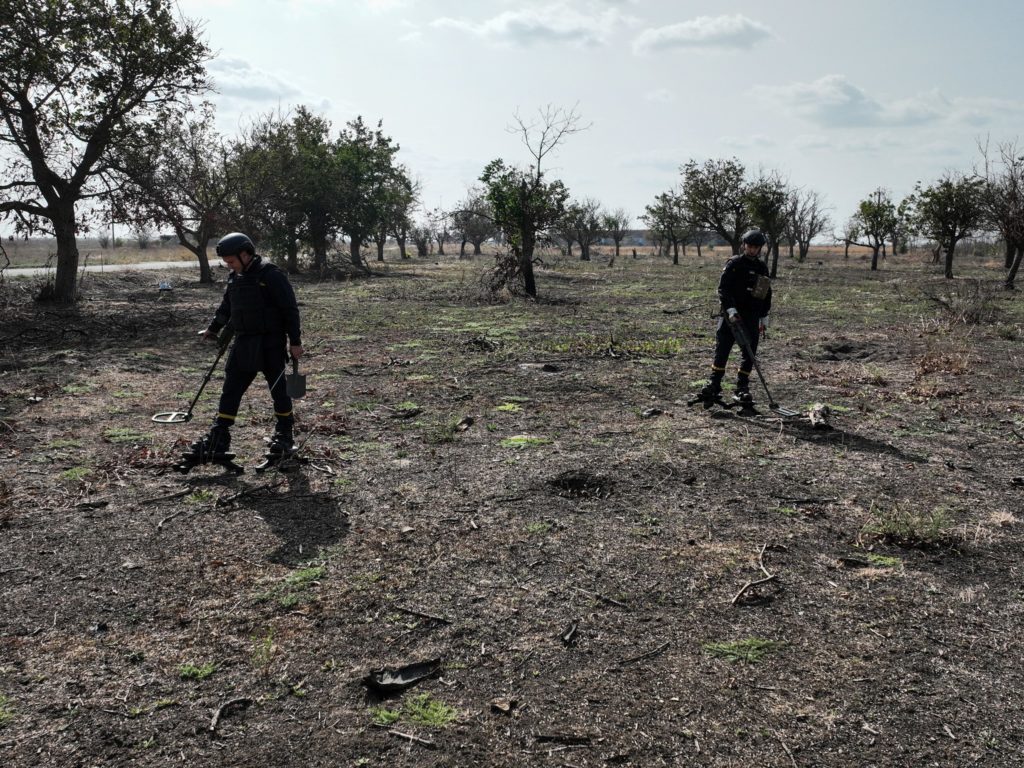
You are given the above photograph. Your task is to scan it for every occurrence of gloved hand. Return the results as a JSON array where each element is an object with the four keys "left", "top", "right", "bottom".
[
  {"left": 198, "top": 327, "right": 218, "bottom": 342},
  {"left": 759, "top": 316, "right": 769, "bottom": 338},
  {"left": 726, "top": 307, "right": 740, "bottom": 323}
]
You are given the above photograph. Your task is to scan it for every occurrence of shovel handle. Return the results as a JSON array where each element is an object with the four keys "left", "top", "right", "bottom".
[{"left": 292, "top": 357, "right": 299, "bottom": 375}]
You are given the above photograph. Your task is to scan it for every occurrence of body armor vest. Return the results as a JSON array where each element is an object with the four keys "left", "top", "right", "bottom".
[{"left": 228, "top": 263, "right": 285, "bottom": 335}]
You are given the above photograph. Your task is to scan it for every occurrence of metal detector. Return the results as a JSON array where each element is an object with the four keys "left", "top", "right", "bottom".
[
  {"left": 152, "top": 329, "right": 233, "bottom": 424},
  {"left": 729, "top": 318, "right": 799, "bottom": 417}
]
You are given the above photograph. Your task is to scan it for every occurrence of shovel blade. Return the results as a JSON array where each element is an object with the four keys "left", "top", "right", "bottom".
[{"left": 286, "top": 358, "right": 306, "bottom": 399}]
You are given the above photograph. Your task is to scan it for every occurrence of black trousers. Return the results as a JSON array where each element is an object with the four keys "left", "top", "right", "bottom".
[
  {"left": 215, "top": 336, "right": 293, "bottom": 427},
  {"left": 712, "top": 315, "right": 760, "bottom": 385}
]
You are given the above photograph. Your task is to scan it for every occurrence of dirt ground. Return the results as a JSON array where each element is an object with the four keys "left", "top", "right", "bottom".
[{"left": 1, "top": 248, "right": 1023, "bottom": 767}]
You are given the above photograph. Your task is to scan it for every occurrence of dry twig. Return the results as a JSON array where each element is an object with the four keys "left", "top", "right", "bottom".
[
  {"left": 731, "top": 543, "right": 778, "bottom": 605},
  {"left": 209, "top": 697, "right": 253, "bottom": 733}
]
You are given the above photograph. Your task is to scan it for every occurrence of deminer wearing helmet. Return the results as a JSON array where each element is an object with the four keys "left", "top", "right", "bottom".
[
  {"left": 697, "top": 229, "right": 773, "bottom": 406},
  {"left": 186, "top": 232, "right": 304, "bottom": 461}
]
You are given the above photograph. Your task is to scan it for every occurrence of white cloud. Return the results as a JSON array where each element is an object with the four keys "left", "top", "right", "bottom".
[
  {"left": 430, "top": 4, "right": 632, "bottom": 47},
  {"left": 207, "top": 57, "right": 302, "bottom": 102},
  {"left": 760, "top": 75, "right": 951, "bottom": 128},
  {"left": 632, "top": 14, "right": 773, "bottom": 54}
]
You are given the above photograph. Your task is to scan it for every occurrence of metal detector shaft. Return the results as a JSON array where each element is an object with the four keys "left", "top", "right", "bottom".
[
  {"left": 729, "top": 318, "right": 781, "bottom": 410},
  {"left": 180, "top": 329, "right": 233, "bottom": 421}
]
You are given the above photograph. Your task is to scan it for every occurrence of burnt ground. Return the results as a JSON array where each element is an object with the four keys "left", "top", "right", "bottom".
[{"left": 1, "top": 251, "right": 1023, "bottom": 767}]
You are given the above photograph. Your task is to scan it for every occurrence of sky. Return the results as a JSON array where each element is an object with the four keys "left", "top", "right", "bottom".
[{"left": 177, "top": 0, "right": 1024, "bottom": 235}]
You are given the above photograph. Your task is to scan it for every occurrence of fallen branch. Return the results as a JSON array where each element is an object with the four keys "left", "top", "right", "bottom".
[
  {"left": 215, "top": 479, "right": 286, "bottom": 508},
  {"left": 209, "top": 697, "right": 253, "bottom": 733},
  {"left": 394, "top": 605, "right": 451, "bottom": 624},
  {"left": 775, "top": 729, "right": 798, "bottom": 768},
  {"left": 141, "top": 488, "right": 190, "bottom": 505},
  {"left": 572, "top": 586, "right": 628, "bottom": 610},
  {"left": 731, "top": 543, "right": 778, "bottom": 605},
  {"left": 156, "top": 508, "right": 191, "bottom": 531},
  {"left": 374, "top": 725, "right": 436, "bottom": 749},
  {"left": 620, "top": 641, "right": 670, "bottom": 666}
]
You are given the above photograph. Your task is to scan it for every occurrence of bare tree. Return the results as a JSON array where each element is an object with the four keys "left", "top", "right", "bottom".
[
  {"left": 567, "top": 198, "right": 603, "bottom": 261},
  {"left": 745, "top": 169, "right": 790, "bottom": 277},
  {"left": 789, "top": 188, "right": 832, "bottom": 262},
  {"left": 978, "top": 139, "right": 1024, "bottom": 288},
  {"left": 602, "top": 207, "right": 631, "bottom": 265},
  {"left": 479, "top": 105, "right": 587, "bottom": 297}
]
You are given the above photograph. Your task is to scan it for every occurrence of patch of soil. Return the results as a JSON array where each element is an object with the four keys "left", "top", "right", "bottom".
[{"left": 2, "top": 257, "right": 1023, "bottom": 767}]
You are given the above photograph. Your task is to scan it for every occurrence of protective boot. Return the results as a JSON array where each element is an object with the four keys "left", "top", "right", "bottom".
[
  {"left": 267, "top": 420, "right": 295, "bottom": 456},
  {"left": 698, "top": 382, "right": 721, "bottom": 400},
  {"left": 732, "top": 389, "right": 755, "bottom": 410},
  {"left": 186, "top": 424, "right": 231, "bottom": 462},
  {"left": 175, "top": 424, "right": 242, "bottom": 474}
]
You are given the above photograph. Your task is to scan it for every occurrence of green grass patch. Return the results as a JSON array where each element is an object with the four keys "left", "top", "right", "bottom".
[
  {"left": 47, "top": 438, "right": 82, "bottom": 449},
  {"left": 59, "top": 466, "right": 91, "bottom": 482},
  {"left": 255, "top": 564, "right": 326, "bottom": 608},
  {"left": 185, "top": 489, "right": 216, "bottom": 505},
  {"left": 866, "top": 553, "right": 903, "bottom": 568},
  {"left": 403, "top": 693, "right": 459, "bottom": 727},
  {"left": 525, "top": 521, "right": 553, "bottom": 535},
  {"left": 178, "top": 662, "right": 216, "bottom": 681},
  {"left": 61, "top": 383, "right": 95, "bottom": 395},
  {"left": 103, "top": 427, "right": 151, "bottom": 444},
  {"left": 703, "top": 638, "right": 783, "bottom": 664},
  {"left": 861, "top": 502, "right": 953, "bottom": 548},
  {"left": 495, "top": 402, "right": 522, "bottom": 413},
  {"left": 500, "top": 435, "right": 552, "bottom": 449},
  {"left": 0, "top": 695, "right": 13, "bottom": 728},
  {"left": 371, "top": 706, "right": 401, "bottom": 726}
]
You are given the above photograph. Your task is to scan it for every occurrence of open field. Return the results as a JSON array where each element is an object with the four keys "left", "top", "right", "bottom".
[{"left": 1, "top": 250, "right": 1023, "bottom": 766}]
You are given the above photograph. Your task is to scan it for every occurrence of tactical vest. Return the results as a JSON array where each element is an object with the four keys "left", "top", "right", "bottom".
[{"left": 227, "top": 263, "right": 285, "bottom": 335}]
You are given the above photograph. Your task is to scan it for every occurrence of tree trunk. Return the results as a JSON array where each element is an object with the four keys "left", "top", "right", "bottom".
[
  {"left": 844, "top": 240, "right": 850, "bottom": 259},
  {"left": 521, "top": 233, "right": 537, "bottom": 298},
  {"left": 349, "top": 238, "right": 364, "bottom": 269},
  {"left": 376, "top": 240, "right": 385, "bottom": 262},
  {"left": 672, "top": 240, "right": 679, "bottom": 265},
  {"left": 770, "top": 243, "right": 780, "bottom": 279},
  {"left": 51, "top": 207, "right": 80, "bottom": 303},
  {"left": 437, "top": 239, "right": 445, "bottom": 256},
  {"left": 944, "top": 238, "right": 957, "bottom": 279},
  {"left": 286, "top": 233, "right": 299, "bottom": 275},
  {"left": 580, "top": 243, "right": 590, "bottom": 261},
  {"left": 1005, "top": 239, "right": 1016, "bottom": 269},
  {"left": 696, "top": 242, "right": 702, "bottom": 258},
  {"left": 614, "top": 241, "right": 621, "bottom": 261},
  {"left": 1005, "top": 245, "right": 1023, "bottom": 289},
  {"left": 459, "top": 238, "right": 467, "bottom": 259},
  {"left": 397, "top": 235, "right": 408, "bottom": 259},
  {"left": 870, "top": 245, "right": 880, "bottom": 271},
  {"left": 472, "top": 240, "right": 483, "bottom": 256}
]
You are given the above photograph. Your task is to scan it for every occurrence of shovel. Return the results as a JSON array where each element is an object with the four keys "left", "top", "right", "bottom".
[{"left": 286, "top": 358, "right": 306, "bottom": 399}]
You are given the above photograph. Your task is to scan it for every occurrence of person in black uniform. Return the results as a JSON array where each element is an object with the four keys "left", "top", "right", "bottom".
[
  {"left": 187, "top": 232, "right": 303, "bottom": 460},
  {"left": 698, "top": 229, "right": 772, "bottom": 406}
]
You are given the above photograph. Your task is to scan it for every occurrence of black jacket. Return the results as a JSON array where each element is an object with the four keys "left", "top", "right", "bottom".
[
  {"left": 717, "top": 254, "right": 772, "bottom": 318},
  {"left": 209, "top": 256, "right": 302, "bottom": 346}
]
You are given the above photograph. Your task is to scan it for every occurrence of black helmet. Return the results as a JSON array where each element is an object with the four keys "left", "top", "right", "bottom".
[
  {"left": 216, "top": 232, "right": 255, "bottom": 258},
  {"left": 740, "top": 229, "right": 767, "bottom": 248}
]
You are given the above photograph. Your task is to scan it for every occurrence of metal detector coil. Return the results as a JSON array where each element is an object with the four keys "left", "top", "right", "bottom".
[{"left": 152, "top": 329, "right": 233, "bottom": 425}]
